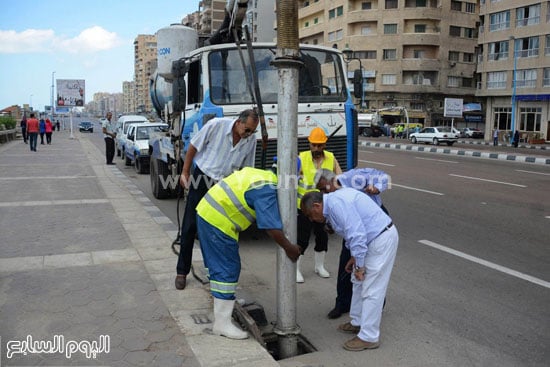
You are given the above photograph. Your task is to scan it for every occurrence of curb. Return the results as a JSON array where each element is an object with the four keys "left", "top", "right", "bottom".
[{"left": 359, "top": 140, "right": 550, "bottom": 165}]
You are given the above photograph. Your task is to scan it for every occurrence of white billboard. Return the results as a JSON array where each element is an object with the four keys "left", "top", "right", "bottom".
[
  {"left": 56, "top": 79, "right": 85, "bottom": 107},
  {"left": 444, "top": 98, "right": 463, "bottom": 118}
]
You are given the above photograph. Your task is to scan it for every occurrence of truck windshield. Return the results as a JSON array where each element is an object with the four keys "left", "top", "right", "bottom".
[{"left": 209, "top": 47, "right": 347, "bottom": 105}]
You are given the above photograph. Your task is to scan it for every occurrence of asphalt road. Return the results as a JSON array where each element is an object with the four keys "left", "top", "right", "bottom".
[{"left": 83, "top": 119, "right": 549, "bottom": 366}]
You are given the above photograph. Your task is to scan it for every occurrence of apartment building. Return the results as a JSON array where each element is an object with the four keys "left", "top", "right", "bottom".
[
  {"left": 477, "top": 0, "right": 550, "bottom": 141},
  {"left": 134, "top": 34, "right": 157, "bottom": 114},
  {"left": 298, "top": 0, "right": 480, "bottom": 127},
  {"left": 198, "top": 0, "right": 226, "bottom": 35},
  {"left": 122, "top": 81, "right": 136, "bottom": 114}
]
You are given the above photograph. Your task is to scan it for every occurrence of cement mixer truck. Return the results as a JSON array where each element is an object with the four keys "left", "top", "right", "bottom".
[{"left": 148, "top": 0, "right": 359, "bottom": 198}]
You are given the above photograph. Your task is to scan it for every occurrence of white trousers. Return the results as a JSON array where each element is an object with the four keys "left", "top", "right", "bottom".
[{"left": 349, "top": 226, "right": 399, "bottom": 342}]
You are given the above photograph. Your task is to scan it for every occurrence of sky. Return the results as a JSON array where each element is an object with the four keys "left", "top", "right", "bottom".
[{"left": 0, "top": 0, "right": 201, "bottom": 111}]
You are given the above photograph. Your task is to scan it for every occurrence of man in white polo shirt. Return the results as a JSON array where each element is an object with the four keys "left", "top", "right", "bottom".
[{"left": 174, "top": 108, "right": 259, "bottom": 290}]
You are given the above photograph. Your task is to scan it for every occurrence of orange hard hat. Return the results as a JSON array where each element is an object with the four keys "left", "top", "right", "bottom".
[{"left": 308, "top": 127, "right": 328, "bottom": 144}]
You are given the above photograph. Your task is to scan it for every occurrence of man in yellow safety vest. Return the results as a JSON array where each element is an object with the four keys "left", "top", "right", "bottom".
[{"left": 196, "top": 167, "right": 302, "bottom": 339}]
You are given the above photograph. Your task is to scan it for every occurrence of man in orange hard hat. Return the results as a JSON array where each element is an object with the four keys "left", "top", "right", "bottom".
[{"left": 296, "top": 127, "right": 342, "bottom": 283}]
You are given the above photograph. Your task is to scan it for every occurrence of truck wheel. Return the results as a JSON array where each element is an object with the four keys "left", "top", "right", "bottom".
[
  {"left": 125, "top": 154, "right": 132, "bottom": 166},
  {"left": 136, "top": 157, "right": 149, "bottom": 174},
  {"left": 150, "top": 158, "right": 171, "bottom": 199}
]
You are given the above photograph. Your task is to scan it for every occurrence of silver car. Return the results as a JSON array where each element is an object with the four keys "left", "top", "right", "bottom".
[{"left": 409, "top": 126, "right": 458, "bottom": 146}]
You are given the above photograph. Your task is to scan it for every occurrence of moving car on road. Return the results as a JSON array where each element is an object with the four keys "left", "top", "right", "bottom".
[
  {"left": 78, "top": 121, "right": 93, "bottom": 133},
  {"left": 409, "top": 126, "right": 458, "bottom": 146}
]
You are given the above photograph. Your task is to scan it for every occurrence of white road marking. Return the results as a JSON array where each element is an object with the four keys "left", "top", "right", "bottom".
[
  {"left": 0, "top": 199, "right": 109, "bottom": 207},
  {"left": 358, "top": 159, "right": 396, "bottom": 167},
  {"left": 415, "top": 157, "right": 459, "bottom": 164},
  {"left": 515, "top": 169, "right": 550, "bottom": 176},
  {"left": 418, "top": 240, "right": 550, "bottom": 289},
  {"left": 391, "top": 183, "right": 444, "bottom": 196},
  {"left": 449, "top": 174, "right": 527, "bottom": 188}
]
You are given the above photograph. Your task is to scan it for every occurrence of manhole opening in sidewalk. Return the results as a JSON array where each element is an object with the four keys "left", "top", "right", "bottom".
[{"left": 263, "top": 332, "right": 317, "bottom": 361}]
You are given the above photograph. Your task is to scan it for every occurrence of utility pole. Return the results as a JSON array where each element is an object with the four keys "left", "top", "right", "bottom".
[{"left": 51, "top": 71, "right": 56, "bottom": 122}]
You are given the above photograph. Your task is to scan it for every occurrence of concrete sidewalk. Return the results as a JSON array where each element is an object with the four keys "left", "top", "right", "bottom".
[{"left": 0, "top": 131, "right": 279, "bottom": 366}]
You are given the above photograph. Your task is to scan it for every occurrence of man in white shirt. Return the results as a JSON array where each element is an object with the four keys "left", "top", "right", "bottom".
[
  {"left": 175, "top": 109, "right": 259, "bottom": 290},
  {"left": 101, "top": 112, "right": 116, "bottom": 165},
  {"left": 301, "top": 189, "right": 398, "bottom": 351}
]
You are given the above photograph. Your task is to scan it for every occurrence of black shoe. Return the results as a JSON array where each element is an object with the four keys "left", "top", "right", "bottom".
[
  {"left": 327, "top": 306, "right": 346, "bottom": 319},
  {"left": 175, "top": 275, "right": 187, "bottom": 290},
  {"left": 106, "top": 162, "right": 115, "bottom": 165}
]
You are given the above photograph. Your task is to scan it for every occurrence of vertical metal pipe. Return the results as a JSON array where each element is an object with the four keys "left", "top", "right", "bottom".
[{"left": 273, "top": 0, "right": 302, "bottom": 359}]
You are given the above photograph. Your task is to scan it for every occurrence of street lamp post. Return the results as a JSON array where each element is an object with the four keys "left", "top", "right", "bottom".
[
  {"left": 510, "top": 36, "right": 517, "bottom": 144},
  {"left": 51, "top": 71, "right": 56, "bottom": 122},
  {"left": 29, "top": 94, "right": 33, "bottom": 110},
  {"left": 342, "top": 45, "right": 364, "bottom": 110}
]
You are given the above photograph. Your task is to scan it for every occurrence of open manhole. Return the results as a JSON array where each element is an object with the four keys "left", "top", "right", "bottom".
[{"left": 234, "top": 301, "right": 317, "bottom": 361}]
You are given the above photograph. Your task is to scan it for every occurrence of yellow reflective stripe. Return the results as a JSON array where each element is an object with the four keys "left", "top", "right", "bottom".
[
  {"left": 203, "top": 193, "right": 243, "bottom": 232},
  {"left": 210, "top": 280, "right": 237, "bottom": 293}
]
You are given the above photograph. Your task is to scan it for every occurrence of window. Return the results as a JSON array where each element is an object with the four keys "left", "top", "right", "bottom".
[
  {"left": 328, "top": 29, "right": 343, "bottom": 42},
  {"left": 355, "top": 50, "right": 377, "bottom": 59},
  {"left": 463, "top": 53, "right": 474, "bottom": 62},
  {"left": 383, "top": 49, "right": 397, "bottom": 60},
  {"left": 489, "top": 11, "right": 510, "bottom": 31},
  {"left": 449, "top": 51, "right": 460, "bottom": 61},
  {"left": 493, "top": 107, "right": 512, "bottom": 131},
  {"left": 314, "top": 18, "right": 319, "bottom": 24},
  {"left": 519, "top": 107, "right": 541, "bottom": 132},
  {"left": 515, "top": 36, "right": 540, "bottom": 58},
  {"left": 487, "top": 71, "right": 507, "bottom": 89},
  {"left": 385, "top": 0, "right": 398, "bottom": 9},
  {"left": 464, "top": 28, "right": 476, "bottom": 38},
  {"left": 448, "top": 76, "right": 461, "bottom": 87},
  {"left": 516, "top": 4, "right": 540, "bottom": 27},
  {"left": 546, "top": 35, "right": 550, "bottom": 56},
  {"left": 329, "top": 6, "right": 344, "bottom": 19},
  {"left": 414, "top": 24, "right": 426, "bottom": 33},
  {"left": 361, "top": 25, "right": 374, "bottom": 35},
  {"left": 410, "top": 102, "right": 425, "bottom": 110},
  {"left": 465, "top": 2, "right": 476, "bottom": 13},
  {"left": 405, "top": 0, "right": 427, "bottom": 6},
  {"left": 362, "top": 2, "right": 372, "bottom": 10},
  {"left": 451, "top": 1, "right": 462, "bottom": 11},
  {"left": 488, "top": 40, "right": 509, "bottom": 60},
  {"left": 543, "top": 68, "right": 550, "bottom": 87},
  {"left": 414, "top": 50, "right": 425, "bottom": 58},
  {"left": 382, "top": 74, "right": 397, "bottom": 85},
  {"left": 384, "top": 24, "right": 398, "bottom": 34},
  {"left": 304, "top": 21, "right": 309, "bottom": 27},
  {"left": 516, "top": 69, "right": 537, "bottom": 88},
  {"left": 449, "top": 26, "right": 461, "bottom": 37}
]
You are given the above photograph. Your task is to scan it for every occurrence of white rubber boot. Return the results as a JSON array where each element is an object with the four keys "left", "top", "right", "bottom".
[
  {"left": 296, "top": 256, "right": 304, "bottom": 283},
  {"left": 212, "top": 298, "right": 248, "bottom": 339},
  {"left": 314, "top": 251, "right": 330, "bottom": 278}
]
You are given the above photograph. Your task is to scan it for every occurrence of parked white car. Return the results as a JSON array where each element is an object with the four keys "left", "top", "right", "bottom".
[
  {"left": 115, "top": 115, "right": 149, "bottom": 158},
  {"left": 409, "top": 126, "right": 459, "bottom": 146},
  {"left": 124, "top": 123, "right": 168, "bottom": 173}
]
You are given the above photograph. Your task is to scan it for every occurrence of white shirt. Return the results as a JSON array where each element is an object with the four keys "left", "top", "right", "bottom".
[
  {"left": 102, "top": 119, "right": 116, "bottom": 139},
  {"left": 191, "top": 117, "right": 256, "bottom": 180}
]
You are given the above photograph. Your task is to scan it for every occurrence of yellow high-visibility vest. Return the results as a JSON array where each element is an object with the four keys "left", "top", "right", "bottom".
[
  {"left": 298, "top": 150, "right": 334, "bottom": 207},
  {"left": 196, "top": 167, "right": 277, "bottom": 240}
]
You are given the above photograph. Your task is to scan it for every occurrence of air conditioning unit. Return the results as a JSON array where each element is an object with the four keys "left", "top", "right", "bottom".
[{"left": 423, "top": 79, "right": 431, "bottom": 85}]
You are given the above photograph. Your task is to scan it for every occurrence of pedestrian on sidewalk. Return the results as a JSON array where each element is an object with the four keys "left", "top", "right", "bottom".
[
  {"left": 296, "top": 127, "right": 342, "bottom": 283},
  {"left": 20, "top": 114, "right": 27, "bottom": 144},
  {"left": 101, "top": 112, "right": 116, "bottom": 165},
  {"left": 314, "top": 168, "right": 390, "bottom": 320},
  {"left": 301, "top": 189, "right": 398, "bottom": 351},
  {"left": 175, "top": 108, "right": 259, "bottom": 290},
  {"left": 45, "top": 118, "right": 53, "bottom": 145},
  {"left": 493, "top": 128, "right": 499, "bottom": 146},
  {"left": 55, "top": 120, "right": 60, "bottom": 131},
  {"left": 513, "top": 130, "right": 520, "bottom": 148},
  {"left": 26, "top": 113, "right": 39, "bottom": 152},
  {"left": 39, "top": 117, "right": 46, "bottom": 145},
  {"left": 196, "top": 167, "right": 301, "bottom": 339}
]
